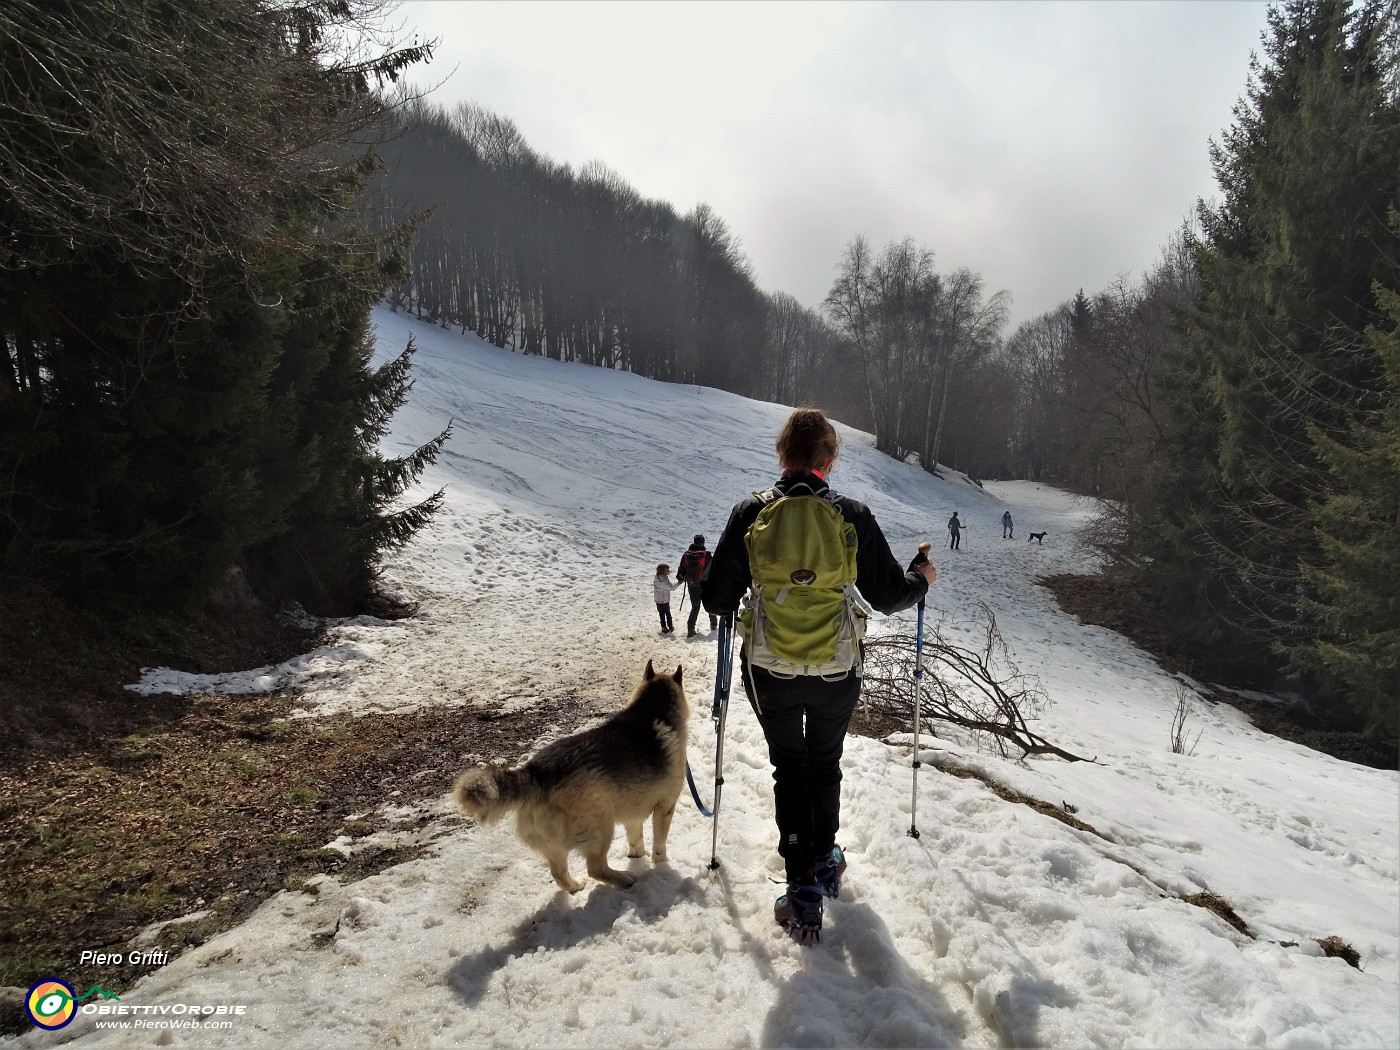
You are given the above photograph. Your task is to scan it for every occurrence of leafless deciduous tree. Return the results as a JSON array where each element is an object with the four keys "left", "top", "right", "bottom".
[
  {"left": 1000, "top": 303, "right": 1075, "bottom": 480},
  {"left": 825, "top": 237, "right": 1008, "bottom": 472},
  {"left": 367, "top": 100, "right": 771, "bottom": 395},
  {"left": 1170, "top": 685, "right": 1203, "bottom": 756},
  {"left": 923, "top": 268, "right": 1010, "bottom": 471}
]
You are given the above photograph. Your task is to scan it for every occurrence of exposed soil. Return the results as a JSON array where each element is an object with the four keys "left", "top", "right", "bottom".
[
  {"left": 1037, "top": 572, "right": 1196, "bottom": 677},
  {"left": 0, "top": 585, "right": 316, "bottom": 758},
  {"left": 0, "top": 686, "right": 571, "bottom": 1011},
  {"left": 1038, "top": 572, "right": 1397, "bottom": 771},
  {"left": 848, "top": 705, "right": 909, "bottom": 742},
  {"left": 0, "top": 588, "right": 576, "bottom": 1028}
]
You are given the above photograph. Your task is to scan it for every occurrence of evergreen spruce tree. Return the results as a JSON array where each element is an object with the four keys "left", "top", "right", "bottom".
[
  {"left": 0, "top": 0, "right": 442, "bottom": 614},
  {"left": 250, "top": 241, "right": 450, "bottom": 611},
  {"left": 1145, "top": 0, "right": 1400, "bottom": 704},
  {"left": 1301, "top": 252, "right": 1400, "bottom": 737}
]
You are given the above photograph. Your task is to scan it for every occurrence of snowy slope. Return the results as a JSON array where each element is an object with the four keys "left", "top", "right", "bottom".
[{"left": 29, "top": 307, "right": 1399, "bottom": 1049}]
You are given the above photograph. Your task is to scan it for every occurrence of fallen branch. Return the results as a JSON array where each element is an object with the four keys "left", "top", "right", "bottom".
[{"left": 862, "top": 600, "right": 1093, "bottom": 763}]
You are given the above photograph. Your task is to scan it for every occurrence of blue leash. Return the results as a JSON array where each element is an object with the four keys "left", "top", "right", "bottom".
[
  {"left": 708, "top": 616, "right": 736, "bottom": 869},
  {"left": 685, "top": 760, "right": 712, "bottom": 817},
  {"left": 685, "top": 613, "right": 734, "bottom": 823}
]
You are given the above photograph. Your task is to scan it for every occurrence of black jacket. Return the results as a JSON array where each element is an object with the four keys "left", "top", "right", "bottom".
[{"left": 702, "top": 471, "right": 927, "bottom": 618}]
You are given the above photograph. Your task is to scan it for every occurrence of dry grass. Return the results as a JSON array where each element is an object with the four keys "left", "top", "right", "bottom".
[
  {"left": 0, "top": 688, "right": 571, "bottom": 1008},
  {"left": 1316, "top": 935, "right": 1362, "bottom": 969},
  {"left": 1182, "top": 892, "right": 1253, "bottom": 938}
]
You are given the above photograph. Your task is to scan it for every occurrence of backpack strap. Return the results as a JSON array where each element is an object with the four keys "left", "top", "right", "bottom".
[{"left": 756, "top": 482, "right": 842, "bottom": 506}]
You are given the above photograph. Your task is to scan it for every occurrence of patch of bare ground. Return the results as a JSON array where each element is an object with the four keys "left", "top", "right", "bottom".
[
  {"left": 1315, "top": 935, "right": 1363, "bottom": 969},
  {"left": 1038, "top": 572, "right": 1397, "bottom": 770},
  {"left": 1183, "top": 891, "right": 1253, "bottom": 937},
  {"left": 0, "top": 585, "right": 318, "bottom": 758},
  {"left": 849, "top": 705, "right": 909, "bottom": 742},
  {"left": 1038, "top": 571, "right": 1195, "bottom": 677},
  {"left": 0, "top": 626, "right": 578, "bottom": 1030}
]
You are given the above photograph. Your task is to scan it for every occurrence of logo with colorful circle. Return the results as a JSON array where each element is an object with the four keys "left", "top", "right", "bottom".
[
  {"left": 25, "top": 979, "right": 76, "bottom": 1030},
  {"left": 24, "top": 979, "right": 120, "bottom": 1031}
]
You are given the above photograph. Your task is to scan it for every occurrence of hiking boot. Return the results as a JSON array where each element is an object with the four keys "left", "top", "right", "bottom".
[
  {"left": 774, "top": 884, "right": 823, "bottom": 945},
  {"left": 813, "top": 845, "right": 847, "bottom": 899}
]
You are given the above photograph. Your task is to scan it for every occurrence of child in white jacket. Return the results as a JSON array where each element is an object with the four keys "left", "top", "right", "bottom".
[{"left": 653, "top": 564, "right": 676, "bottom": 634}]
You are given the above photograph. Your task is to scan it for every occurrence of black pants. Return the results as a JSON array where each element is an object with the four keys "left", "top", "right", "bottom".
[
  {"left": 949, "top": 531, "right": 960, "bottom": 549},
  {"left": 656, "top": 602, "right": 673, "bottom": 632},
  {"left": 686, "top": 583, "right": 716, "bottom": 632},
  {"left": 741, "top": 656, "right": 861, "bottom": 884}
]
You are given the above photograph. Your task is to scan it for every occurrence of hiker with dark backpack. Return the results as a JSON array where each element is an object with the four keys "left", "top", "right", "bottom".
[
  {"left": 677, "top": 534, "right": 717, "bottom": 636},
  {"left": 703, "top": 408, "right": 936, "bottom": 944}
]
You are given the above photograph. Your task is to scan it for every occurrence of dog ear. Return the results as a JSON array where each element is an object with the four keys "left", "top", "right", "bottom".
[
  {"left": 644, "top": 659, "right": 655, "bottom": 680},
  {"left": 673, "top": 664, "right": 683, "bottom": 684}
]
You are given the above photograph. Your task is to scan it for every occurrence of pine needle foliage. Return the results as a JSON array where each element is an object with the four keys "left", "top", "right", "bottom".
[
  {"left": 1301, "top": 264, "right": 1400, "bottom": 736},
  {"left": 0, "top": 0, "right": 445, "bottom": 614},
  {"left": 1141, "top": 0, "right": 1400, "bottom": 728}
]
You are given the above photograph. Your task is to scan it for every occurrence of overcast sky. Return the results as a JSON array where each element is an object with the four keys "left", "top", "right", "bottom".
[{"left": 395, "top": 0, "right": 1272, "bottom": 333}]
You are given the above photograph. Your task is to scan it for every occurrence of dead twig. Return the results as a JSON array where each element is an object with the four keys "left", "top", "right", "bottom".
[{"left": 862, "top": 600, "right": 1092, "bottom": 763}]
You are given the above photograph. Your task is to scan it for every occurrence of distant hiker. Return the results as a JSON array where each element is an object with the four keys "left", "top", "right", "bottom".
[
  {"left": 908, "top": 541, "right": 933, "bottom": 611},
  {"left": 677, "top": 533, "right": 716, "bottom": 637},
  {"left": 704, "top": 407, "right": 935, "bottom": 945},
  {"left": 653, "top": 563, "right": 676, "bottom": 634},
  {"left": 948, "top": 511, "right": 963, "bottom": 550},
  {"left": 1002, "top": 510, "right": 1013, "bottom": 539}
]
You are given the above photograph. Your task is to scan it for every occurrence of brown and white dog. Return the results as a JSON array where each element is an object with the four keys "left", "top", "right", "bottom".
[{"left": 452, "top": 661, "right": 689, "bottom": 892}]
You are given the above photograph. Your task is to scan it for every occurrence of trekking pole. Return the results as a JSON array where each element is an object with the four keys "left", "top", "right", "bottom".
[
  {"left": 909, "top": 600, "right": 926, "bottom": 839},
  {"left": 708, "top": 612, "right": 735, "bottom": 870}
]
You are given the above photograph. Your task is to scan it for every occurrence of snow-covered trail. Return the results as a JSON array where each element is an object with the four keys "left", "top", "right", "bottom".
[{"left": 46, "top": 309, "right": 1396, "bottom": 1050}]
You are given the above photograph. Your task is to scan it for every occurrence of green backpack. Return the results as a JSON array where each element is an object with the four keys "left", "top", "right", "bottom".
[{"left": 739, "top": 486, "right": 870, "bottom": 679}]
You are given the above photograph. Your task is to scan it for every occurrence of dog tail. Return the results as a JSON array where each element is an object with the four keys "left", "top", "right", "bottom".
[{"left": 452, "top": 766, "right": 536, "bottom": 824}]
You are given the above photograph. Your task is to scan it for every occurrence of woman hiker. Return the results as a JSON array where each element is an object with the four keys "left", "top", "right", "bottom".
[{"left": 704, "top": 407, "right": 936, "bottom": 943}]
